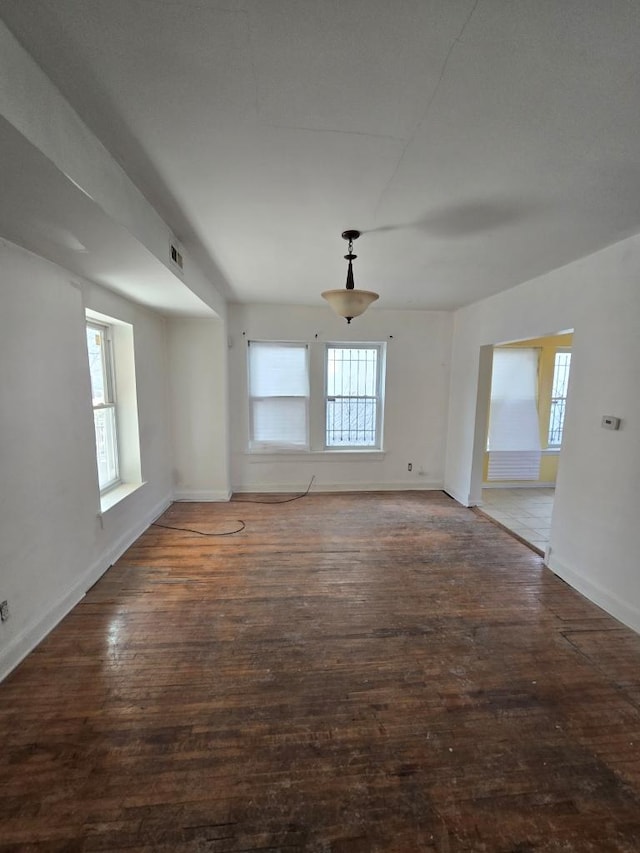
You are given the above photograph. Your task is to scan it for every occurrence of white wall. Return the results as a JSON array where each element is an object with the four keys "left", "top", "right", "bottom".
[
  {"left": 167, "top": 318, "right": 231, "bottom": 500},
  {"left": 228, "top": 304, "right": 452, "bottom": 492},
  {"left": 445, "top": 233, "right": 640, "bottom": 633},
  {"left": 0, "top": 240, "right": 174, "bottom": 680}
]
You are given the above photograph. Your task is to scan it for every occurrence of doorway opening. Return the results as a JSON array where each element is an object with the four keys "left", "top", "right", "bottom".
[{"left": 475, "top": 331, "right": 573, "bottom": 555}]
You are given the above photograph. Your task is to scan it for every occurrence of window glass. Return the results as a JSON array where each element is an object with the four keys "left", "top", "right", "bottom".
[
  {"left": 325, "top": 345, "right": 381, "bottom": 448},
  {"left": 86, "top": 325, "right": 107, "bottom": 405},
  {"left": 86, "top": 321, "right": 120, "bottom": 491},
  {"left": 548, "top": 351, "right": 571, "bottom": 446}
]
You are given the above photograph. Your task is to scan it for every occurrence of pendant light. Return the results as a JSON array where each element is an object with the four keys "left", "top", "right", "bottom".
[{"left": 321, "top": 230, "right": 379, "bottom": 323}]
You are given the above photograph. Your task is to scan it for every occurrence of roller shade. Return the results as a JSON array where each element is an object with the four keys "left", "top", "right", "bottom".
[
  {"left": 248, "top": 341, "right": 309, "bottom": 448},
  {"left": 487, "top": 348, "right": 541, "bottom": 481}
]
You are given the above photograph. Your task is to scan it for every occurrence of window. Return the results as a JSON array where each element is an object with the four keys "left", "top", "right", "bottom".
[
  {"left": 548, "top": 350, "right": 571, "bottom": 446},
  {"left": 85, "top": 309, "right": 141, "bottom": 509},
  {"left": 248, "top": 341, "right": 309, "bottom": 449},
  {"left": 86, "top": 321, "right": 120, "bottom": 492},
  {"left": 246, "top": 340, "right": 386, "bottom": 452},
  {"left": 486, "top": 347, "right": 542, "bottom": 480},
  {"left": 325, "top": 345, "right": 383, "bottom": 448}
]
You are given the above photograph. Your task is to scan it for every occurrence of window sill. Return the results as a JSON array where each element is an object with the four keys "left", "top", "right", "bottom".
[
  {"left": 245, "top": 450, "right": 385, "bottom": 463},
  {"left": 99, "top": 481, "right": 146, "bottom": 514}
]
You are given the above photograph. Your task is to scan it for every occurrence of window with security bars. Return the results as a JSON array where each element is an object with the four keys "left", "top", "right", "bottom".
[
  {"left": 248, "top": 341, "right": 309, "bottom": 448},
  {"left": 548, "top": 350, "right": 571, "bottom": 446},
  {"left": 86, "top": 322, "right": 120, "bottom": 492},
  {"left": 325, "top": 345, "right": 382, "bottom": 448}
]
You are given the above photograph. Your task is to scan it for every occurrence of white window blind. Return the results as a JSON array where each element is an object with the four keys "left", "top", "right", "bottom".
[
  {"left": 487, "top": 348, "right": 541, "bottom": 480},
  {"left": 248, "top": 341, "right": 309, "bottom": 448}
]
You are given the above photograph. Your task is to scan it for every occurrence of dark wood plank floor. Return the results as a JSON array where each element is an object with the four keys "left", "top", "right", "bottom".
[{"left": 2, "top": 491, "right": 640, "bottom": 852}]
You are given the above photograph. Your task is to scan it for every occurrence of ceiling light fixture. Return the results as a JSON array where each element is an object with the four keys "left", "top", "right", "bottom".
[{"left": 322, "top": 230, "right": 379, "bottom": 323}]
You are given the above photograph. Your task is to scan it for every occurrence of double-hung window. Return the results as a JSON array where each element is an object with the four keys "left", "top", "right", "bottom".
[
  {"left": 325, "top": 344, "right": 383, "bottom": 448},
  {"left": 86, "top": 321, "right": 120, "bottom": 492},
  {"left": 248, "top": 341, "right": 309, "bottom": 449},
  {"left": 247, "top": 340, "right": 385, "bottom": 451}
]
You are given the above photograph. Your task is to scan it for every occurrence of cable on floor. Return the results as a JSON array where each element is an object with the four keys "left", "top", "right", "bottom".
[
  {"left": 152, "top": 476, "right": 315, "bottom": 536},
  {"left": 151, "top": 520, "right": 246, "bottom": 536},
  {"left": 231, "top": 475, "right": 316, "bottom": 504}
]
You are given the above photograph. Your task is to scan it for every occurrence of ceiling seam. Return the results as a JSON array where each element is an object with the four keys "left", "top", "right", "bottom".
[
  {"left": 372, "top": 0, "right": 482, "bottom": 223},
  {"left": 238, "top": 8, "right": 261, "bottom": 119},
  {"left": 260, "top": 124, "right": 408, "bottom": 143}
]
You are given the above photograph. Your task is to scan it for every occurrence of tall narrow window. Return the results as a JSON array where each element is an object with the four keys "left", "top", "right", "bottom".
[
  {"left": 86, "top": 322, "right": 120, "bottom": 491},
  {"left": 548, "top": 350, "right": 571, "bottom": 446},
  {"left": 248, "top": 341, "right": 309, "bottom": 448},
  {"left": 325, "top": 345, "right": 383, "bottom": 448}
]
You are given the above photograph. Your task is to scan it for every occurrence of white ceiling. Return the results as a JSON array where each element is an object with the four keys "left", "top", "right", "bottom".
[{"left": 1, "top": 0, "right": 640, "bottom": 311}]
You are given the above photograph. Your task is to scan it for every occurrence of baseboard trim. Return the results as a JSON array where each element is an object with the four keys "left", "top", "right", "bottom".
[
  {"left": 174, "top": 489, "right": 232, "bottom": 502},
  {"left": 231, "top": 481, "right": 443, "bottom": 494},
  {"left": 546, "top": 552, "right": 640, "bottom": 635},
  {"left": 0, "top": 493, "right": 172, "bottom": 684},
  {"left": 98, "top": 494, "right": 172, "bottom": 570},
  {"left": 443, "top": 486, "right": 473, "bottom": 507},
  {"left": 0, "top": 586, "right": 85, "bottom": 685}
]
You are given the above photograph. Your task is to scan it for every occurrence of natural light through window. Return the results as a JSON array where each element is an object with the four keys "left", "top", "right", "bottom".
[
  {"left": 325, "top": 345, "right": 382, "bottom": 448},
  {"left": 86, "top": 322, "right": 120, "bottom": 492},
  {"left": 548, "top": 350, "right": 571, "bottom": 446}
]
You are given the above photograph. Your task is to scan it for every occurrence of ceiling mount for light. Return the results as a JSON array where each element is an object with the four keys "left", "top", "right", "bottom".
[{"left": 321, "top": 230, "right": 379, "bottom": 323}]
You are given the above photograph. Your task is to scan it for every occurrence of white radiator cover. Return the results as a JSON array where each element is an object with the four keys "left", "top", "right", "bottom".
[{"left": 487, "top": 450, "right": 542, "bottom": 481}]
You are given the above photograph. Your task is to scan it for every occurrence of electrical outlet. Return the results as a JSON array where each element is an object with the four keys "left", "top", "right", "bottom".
[
  {"left": 407, "top": 462, "right": 412, "bottom": 472},
  {"left": 0, "top": 600, "right": 8, "bottom": 622}
]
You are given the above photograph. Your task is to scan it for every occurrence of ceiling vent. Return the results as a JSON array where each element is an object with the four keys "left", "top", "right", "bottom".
[{"left": 170, "top": 242, "right": 183, "bottom": 270}]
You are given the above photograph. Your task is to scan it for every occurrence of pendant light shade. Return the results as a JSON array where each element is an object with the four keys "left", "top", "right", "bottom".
[{"left": 322, "top": 230, "right": 379, "bottom": 323}]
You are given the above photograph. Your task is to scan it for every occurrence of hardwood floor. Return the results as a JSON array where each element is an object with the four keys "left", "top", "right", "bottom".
[{"left": 2, "top": 491, "right": 640, "bottom": 852}]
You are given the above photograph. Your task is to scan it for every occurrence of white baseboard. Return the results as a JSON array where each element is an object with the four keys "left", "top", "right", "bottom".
[
  {"left": 174, "top": 489, "right": 232, "bottom": 502},
  {"left": 0, "top": 493, "right": 172, "bottom": 684},
  {"left": 97, "top": 493, "right": 172, "bottom": 570},
  {"left": 0, "top": 585, "right": 86, "bottom": 685},
  {"left": 231, "top": 481, "right": 443, "bottom": 494},
  {"left": 443, "top": 486, "right": 473, "bottom": 507},
  {"left": 546, "top": 551, "right": 640, "bottom": 635}
]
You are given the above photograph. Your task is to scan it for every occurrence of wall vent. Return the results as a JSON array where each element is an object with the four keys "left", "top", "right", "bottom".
[{"left": 170, "top": 243, "right": 183, "bottom": 270}]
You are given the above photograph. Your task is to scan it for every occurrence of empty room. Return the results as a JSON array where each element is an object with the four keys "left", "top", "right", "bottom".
[{"left": 1, "top": 2, "right": 639, "bottom": 850}]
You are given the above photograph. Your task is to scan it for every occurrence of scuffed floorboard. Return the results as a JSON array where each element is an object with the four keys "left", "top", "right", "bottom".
[{"left": 1, "top": 492, "right": 639, "bottom": 851}]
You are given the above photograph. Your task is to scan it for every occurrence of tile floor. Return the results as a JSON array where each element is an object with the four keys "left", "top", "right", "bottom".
[{"left": 480, "top": 487, "right": 555, "bottom": 553}]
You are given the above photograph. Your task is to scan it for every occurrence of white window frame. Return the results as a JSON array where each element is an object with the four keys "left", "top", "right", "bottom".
[
  {"left": 86, "top": 309, "right": 143, "bottom": 512},
  {"left": 86, "top": 320, "right": 121, "bottom": 493},
  {"left": 324, "top": 343, "right": 384, "bottom": 450},
  {"left": 248, "top": 341, "right": 310, "bottom": 450}
]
